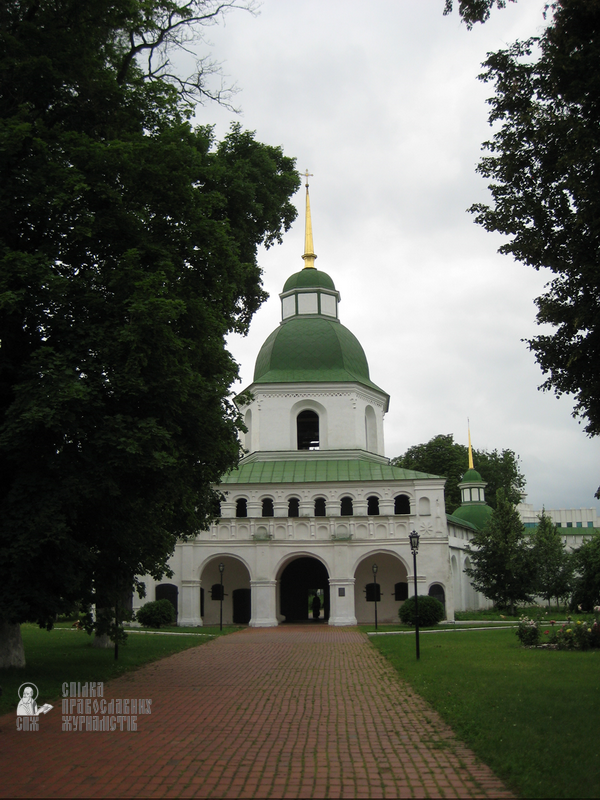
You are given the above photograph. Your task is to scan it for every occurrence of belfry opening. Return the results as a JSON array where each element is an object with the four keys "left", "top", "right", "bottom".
[{"left": 279, "top": 557, "right": 330, "bottom": 622}]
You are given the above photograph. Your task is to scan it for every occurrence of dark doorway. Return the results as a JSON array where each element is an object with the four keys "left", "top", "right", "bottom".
[
  {"left": 232, "top": 588, "right": 251, "bottom": 624},
  {"left": 429, "top": 583, "right": 446, "bottom": 618},
  {"left": 155, "top": 583, "right": 178, "bottom": 624},
  {"left": 280, "top": 557, "right": 330, "bottom": 622}
]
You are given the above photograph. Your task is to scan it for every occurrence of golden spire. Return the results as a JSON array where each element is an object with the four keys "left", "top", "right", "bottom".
[
  {"left": 301, "top": 169, "right": 317, "bottom": 269},
  {"left": 467, "top": 419, "right": 474, "bottom": 470}
]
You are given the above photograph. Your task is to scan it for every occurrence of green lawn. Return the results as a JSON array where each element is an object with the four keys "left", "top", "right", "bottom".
[
  {"left": 454, "top": 606, "right": 570, "bottom": 622},
  {"left": 370, "top": 627, "right": 600, "bottom": 799},
  {"left": 0, "top": 623, "right": 237, "bottom": 716}
]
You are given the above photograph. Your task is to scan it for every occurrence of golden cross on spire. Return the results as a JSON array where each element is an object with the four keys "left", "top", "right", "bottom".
[{"left": 301, "top": 169, "right": 313, "bottom": 187}]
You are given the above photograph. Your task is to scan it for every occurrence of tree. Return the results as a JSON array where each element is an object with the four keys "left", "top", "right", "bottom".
[
  {"left": 464, "top": 488, "right": 535, "bottom": 613},
  {"left": 530, "top": 510, "right": 572, "bottom": 606},
  {"left": 470, "top": 1, "right": 600, "bottom": 494},
  {"left": 443, "top": 0, "right": 517, "bottom": 29},
  {"left": 391, "top": 434, "right": 525, "bottom": 514},
  {"left": 570, "top": 535, "right": 600, "bottom": 611},
  {"left": 0, "top": 1, "right": 300, "bottom": 666}
]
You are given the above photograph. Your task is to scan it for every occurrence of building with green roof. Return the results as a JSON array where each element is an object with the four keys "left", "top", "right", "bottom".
[{"left": 135, "top": 180, "right": 489, "bottom": 627}]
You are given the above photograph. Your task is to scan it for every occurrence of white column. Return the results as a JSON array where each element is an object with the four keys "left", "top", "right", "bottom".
[
  {"left": 328, "top": 578, "right": 357, "bottom": 626},
  {"left": 179, "top": 580, "right": 202, "bottom": 627},
  {"left": 250, "top": 579, "right": 278, "bottom": 627}
]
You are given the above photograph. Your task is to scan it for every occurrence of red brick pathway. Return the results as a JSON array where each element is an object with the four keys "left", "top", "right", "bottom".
[{"left": 0, "top": 626, "right": 513, "bottom": 798}]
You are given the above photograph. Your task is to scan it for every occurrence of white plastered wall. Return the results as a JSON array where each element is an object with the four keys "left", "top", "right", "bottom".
[{"left": 239, "top": 382, "right": 387, "bottom": 455}]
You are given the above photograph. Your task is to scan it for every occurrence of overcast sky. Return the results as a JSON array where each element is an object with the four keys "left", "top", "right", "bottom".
[{"left": 190, "top": 0, "right": 599, "bottom": 513}]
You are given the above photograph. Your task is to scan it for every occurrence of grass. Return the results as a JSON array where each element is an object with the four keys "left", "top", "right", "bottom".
[
  {"left": 369, "top": 627, "right": 600, "bottom": 799},
  {"left": 454, "top": 605, "right": 570, "bottom": 622},
  {"left": 361, "top": 621, "right": 516, "bottom": 634},
  {"left": 0, "top": 623, "right": 238, "bottom": 716}
]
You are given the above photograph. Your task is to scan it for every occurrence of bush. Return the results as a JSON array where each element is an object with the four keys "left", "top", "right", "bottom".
[
  {"left": 399, "top": 595, "right": 444, "bottom": 626},
  {"left": 516, "top": 616, "right": 541, "bottom": 647},
  {"left": 551, "top": 618, "right": 600, "bottom": 650},
  {"left": 136, "top": 599, "right": 176, "bottom": 628}
]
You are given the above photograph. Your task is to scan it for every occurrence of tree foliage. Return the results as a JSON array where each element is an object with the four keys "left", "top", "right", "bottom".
[
  {"left": 470, "top": 0, "right": 600, "bottom": 462},
  {"left": 443, "top": 0, "right": 517, "bottom": 29},
  {"left": 570, "top": 535, "right": 600, "bottom": 611},
  {"left": 391, "top": 434, "right": 525, "bottom": 514},
  {"left": 0, "top": 0, "right": 300, "bottom": 645},
  {"left": 531, "top": 510, "right": 572, "bottom": 605},
  {"left": 464, "top": 488, "right": 535, "bottom": 612}
]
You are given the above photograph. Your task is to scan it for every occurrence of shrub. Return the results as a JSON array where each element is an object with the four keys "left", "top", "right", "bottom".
[
  {"left": 516, "top": 616, "right": 541, "bottom": 647},
  {"left": 399, "top": 595, "right": 444, "bottom": 626},
  {"left": 136, "top": 599, "right": 176, "bottom": 628},
  {"left": 551, "top": 618, "right": 600, "bottom": 650}
]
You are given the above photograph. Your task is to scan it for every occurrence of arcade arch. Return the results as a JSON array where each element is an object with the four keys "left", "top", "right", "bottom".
[
  {"left": 200, "top": 556, "right": 251, "bottom": 626},
  {"left": 277, "top": 555, "right": 330, "bottom": 623},
  {"left": 353, "top": 552, "right": 409, "bottom": 624}
]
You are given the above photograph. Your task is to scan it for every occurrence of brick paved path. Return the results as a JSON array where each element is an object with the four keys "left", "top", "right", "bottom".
[{"left": 0, "top": 626, "right": 513, "bottom": 798}]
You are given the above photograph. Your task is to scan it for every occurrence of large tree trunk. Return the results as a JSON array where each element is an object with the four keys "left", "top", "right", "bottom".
[
  {"left": 92, "top": 606, "right": 113, "bottom": 649},
  {"left": 0, "top": 621, "right": 26, "bottom": 668},
  {"left": 92, "top": 632, "right": 112, "bottom": 649}
]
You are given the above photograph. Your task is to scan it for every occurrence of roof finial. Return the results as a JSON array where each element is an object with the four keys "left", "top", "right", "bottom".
[
  {"left": 467, "top": 419, "right": 474, "bottom": 470},
  {"left": 301, "top": 169, "right": 317, "bottom": 269}
]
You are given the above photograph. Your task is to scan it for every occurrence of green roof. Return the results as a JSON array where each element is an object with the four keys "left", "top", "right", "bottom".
[
  {"left": 461, "top": 468, "right": 484, "bottom": 483},
  {"left": 451, "top": 504, "right": 494, "bottom": 531},
  {"left": 283, "top": 269, "right": 336, "bottom": 292},
  {"left": 253, "top": 317, "right": 387, "bottom": 395},
  {"left": 220, "top": 459, "right": 440, "bottom": 485},
  {"left": 446, "top": 512, "right": 479, "bottom": 532}
]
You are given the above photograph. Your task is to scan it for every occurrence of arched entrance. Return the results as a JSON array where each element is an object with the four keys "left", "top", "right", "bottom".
[
  {"left": 155, "top": 583, "right": 178, "bottom": 624},
  {"left": 280, "top": 557, "right": 330, "bottom": 622},
  {"left": 428, "top": 583, "right": 446, "bottom": 618}
]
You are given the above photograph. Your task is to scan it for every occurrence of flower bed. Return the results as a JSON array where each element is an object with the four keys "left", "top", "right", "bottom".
[{"left": 516, "top": 611, "right": 600, "bottom": 650}]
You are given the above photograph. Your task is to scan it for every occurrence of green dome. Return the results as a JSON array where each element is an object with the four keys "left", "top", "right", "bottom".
[
  {"left": 461, "top": 468, "right": 483, "bottom": 483},
  {"left": 283, "top": 269, "right": 336, "bottom": 292},
  {"left": 253, "top": 316, "right": 386, "bottom": 395},
  {"left": 451, "top": 504, "right": 494, "bottom": 531}
]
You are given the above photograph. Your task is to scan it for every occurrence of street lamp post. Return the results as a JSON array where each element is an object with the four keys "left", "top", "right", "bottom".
[
  {"left": 218, "top": 562, "right": 225, "bottom": 632},
  {"left": 408, "top": 531, "right": 420, "bottom": 660},
  {"left": 372, "top": 563, "right": 379, "bottom": 631}
]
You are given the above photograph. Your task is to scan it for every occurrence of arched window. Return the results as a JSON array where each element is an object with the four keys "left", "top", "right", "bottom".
[
  {"left": 340, "top": 496, "right": 353, "bottom": 516},
  {"left": 262, "top": 498, "right": 274, "bottom": 517},
  {"left": 244, "top": 409, "right": 252, "bottom": 452},
  {"left": 365, "top": 405, "right": 377, "bottom": 452},
  {"left": 297, "top": 410, "right": 319, "bottom": 450},
  {"left": 367, "top": 496, "right": 380, "bottom": 515},
  {"left": 288, "top": 498, "right": 300, "bottom": 517},
  {"left": 418, "top": 497, "right": 431, "bottom": 516},
  {"left": 314, "top": 497, "right": 326, "bottom": 517},
  {"left": 394, "top": 495, "right": 410, "bottom": 515},
  {"left": 235, "top": 498, "right": 247, "bottom": 518}
]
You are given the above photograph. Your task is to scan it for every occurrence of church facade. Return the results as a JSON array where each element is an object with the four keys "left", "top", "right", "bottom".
[{"left": 134, "top": 182, "right": 489, "bottom": 627}]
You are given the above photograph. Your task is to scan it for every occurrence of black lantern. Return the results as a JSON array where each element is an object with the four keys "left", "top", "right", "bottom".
[
  {"left": 409, "top": 531, "right": 420, "bottom": 660},
  {"left": 409, "top": 530, "right": 420, "bottom": 554},
  {"left": 372, "top": 563, "right": 379, "bottom": 631},
  {"left": 218, "top": 562, "right": 225, "bottom": 631}
]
